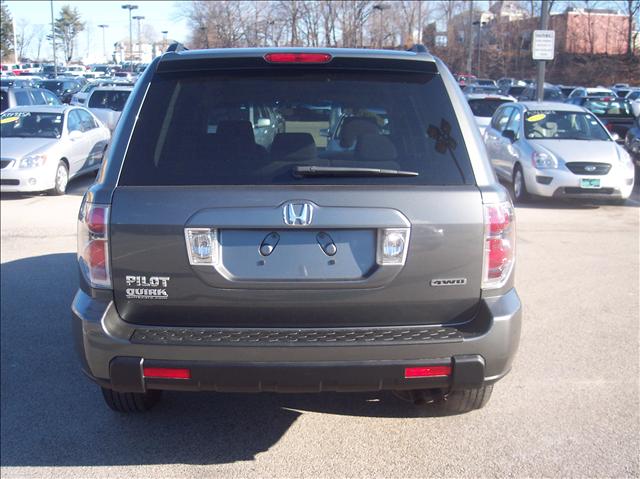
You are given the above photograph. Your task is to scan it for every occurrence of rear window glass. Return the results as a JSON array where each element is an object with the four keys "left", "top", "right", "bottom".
[
  {"left": 468, "top": 98, "right": 513, "bottom": 118},
  {"left": 88, "top": 90, "right": 131, "bottom": 111},
  {"left": 582, "top": 100, "right": 633, "bottom": 118},
  {"left": 119, "top": 69, "right": 474, "bottom": 186}
]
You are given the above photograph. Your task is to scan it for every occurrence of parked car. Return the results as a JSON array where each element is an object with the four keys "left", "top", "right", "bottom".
[
  {"left": 0, "top": 105, "right": 110, "bottom": 194},
  {"left": 90, "top": 65, "right": 112, "bottom": 78},
  {"left": 206, "top": 103, "right": 285, "bottom": 149},
  {"left": 1, "top": 86, "right": 62, "bottom": 112},
  {"left": 71, "top": 80, "right": 134, "bottom": 105},
  {"left": 496, "top": 78, "right": 524, "bottom": 93},
  {"left": 624, "top": 116, "right": 640, "bottom": 166},
  {"left": 1, "top": 63, "right": 23, "bottom": 75},
  {"left": 483, "top": 102, "right": 634, "bottom": 204},
  {"left": 518, "top": 84, "right": 565, "bottom": 102},
  {"left": 1, "top": 77, "right": 38, "bottom": 88},
  {"left": 86, "top": 86, "right": 134, "bottom": 132},
  {"left": 72, "top": 47, "right": 521, "bottom": 414},
  {"left": 625, "top": 89, "right": 640, "bottom": 102},
  {"left": 557, "top": 85, "right": 579, "bottom": 98},
  {"left": 463, "top": 84, "right": 500, "bottom": 95},
  {"left": 472, "top": 78, "right": 498, "bottom": 90},
  {"left": 35, "top": 78, "right": 83, "bottom": 103},
  {"left": 564, "top": 97, "right": 635, "bottom": 142},
  {"left": 504, "top": 85, "right": 526, "bottom": 98},
  {"left": 63, "top": 65, "right": 87, "bottom": 77},
  {"left": 454, "top": 73, "right": 476, "bottom": 88},
  {"left": 567, "top": 87, "right": 616, "bottom": 99},
  {"left": 466, "top": 93, "right": 516, "bottom": 135}
]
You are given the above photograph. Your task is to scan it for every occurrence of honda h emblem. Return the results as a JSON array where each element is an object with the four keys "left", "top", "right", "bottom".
[
  {"left": 584, "top": 165, "right": 597, "bottom": 172},
  {"left": 283, "top": 202, "right": 313, "bottom": 226}
]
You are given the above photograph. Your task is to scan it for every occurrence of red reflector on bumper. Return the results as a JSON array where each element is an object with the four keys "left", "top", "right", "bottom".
[
  {"left": 143, "top": 367, "right": 191, "bottom": 379},
  {"left": 404, "top": 366, "right": 452, "bottom": 378}
]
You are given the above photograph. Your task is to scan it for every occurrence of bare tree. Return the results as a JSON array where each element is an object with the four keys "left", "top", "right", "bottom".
[
  {"left": 320, "top": 1, "right": 338, "bottom": 46},
  {"left": 32, "top": 25, "right": 46, "bottom": 60},
  {"left": 619, "top": 0, "right": 640, "bottom": 55},
  {"left": 16, "top": 19, "right": 35, "bottom": 61}
]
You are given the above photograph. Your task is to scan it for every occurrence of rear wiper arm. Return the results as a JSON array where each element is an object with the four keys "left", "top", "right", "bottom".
[{"left": 293, "top": 166, "right": 419, "bottom": 178}]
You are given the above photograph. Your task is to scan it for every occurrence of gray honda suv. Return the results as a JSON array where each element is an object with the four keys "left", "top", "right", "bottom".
[{"left": 73, "top": 46, "right": 521, "bottom": 414}]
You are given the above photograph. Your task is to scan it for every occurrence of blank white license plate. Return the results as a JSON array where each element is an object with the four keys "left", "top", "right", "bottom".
[{"left": 580, "top": 178, "right": 601, "bottom": 189}]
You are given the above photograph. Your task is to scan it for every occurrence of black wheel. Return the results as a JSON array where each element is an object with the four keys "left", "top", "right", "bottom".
[
  {"left": 396, "top": 385, "right": 493, "bottom": 415},
  {"left": 49, "top": 160, "right": 69, "bottom": 196},
  {"left": 512, "top": 165, "right": 530, "bottom": 204},
  {"left": 101, "top": 387, "right": 162, "bottom": 413}
]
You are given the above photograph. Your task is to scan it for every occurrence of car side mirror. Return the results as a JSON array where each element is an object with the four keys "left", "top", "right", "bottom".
[
  {"left": 255, "top": 118, "right": 271, "bottom": 128},
  {"left": 68, "top": 129, "right": 82, "bottom": 140},
  {"left": 502, "top": 129, "right": 517, "bottom": 143}
]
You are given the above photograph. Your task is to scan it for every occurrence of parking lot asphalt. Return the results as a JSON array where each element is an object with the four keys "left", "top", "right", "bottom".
[{"left": 1, "top": 173, "right": 638, "bottom": 479}]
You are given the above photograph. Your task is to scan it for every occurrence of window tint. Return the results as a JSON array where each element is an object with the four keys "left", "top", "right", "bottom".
[
  {"left": 0, "top": 111, "right": 63, "bottom": 138},
  {"left": 120, "top": 70, "right": 474, "bottom": 186},
  {"left": 468, "top": 99, "right": 513, "bottom": 118},
  {"left": 582, "top": 100, "right": 633, "bottom": 118},
  {"left": 505, "top": 109, "right": 521, "bottom": 133},
  {"left": 524, "top": 111, "right": 610, "bottom": 140},
  {"left": 88, "top": 90, "right": 131, "bottom": 111},
  {"left": 42, "top": 90, "right": 61, "bottom": 105},
  {"left": 1, "top": 91, "right": 8, "bottom": 112},
  {"left": 77, "top": 109, "right": 97, "bottom": 131},
  {"left": 14, "top": 90, "right": 30, "bottom": 105},
  {"left": 67, "top": 110, "right": 82, "bottom": 132},
  {"left": 492, "top": 106, "right": 513, "bottom": 131},
  {"left": 30, "top": 89, "right": 47, "bottom": 105}
]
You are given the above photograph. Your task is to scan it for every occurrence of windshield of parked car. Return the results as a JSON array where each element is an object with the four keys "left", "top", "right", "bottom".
[
  {"left": 88, "top": 90, "right": 131, "bottom": 111},
  {"left": 524, "top": 111, "right": 611, "bottom": 141},
  {"left": 582, "top": 99, "right": 634, "bottom": 118},
  {"left": 0, "top": 111, "right": 63, "bottom": 138},
  {"left": 36, "top": 80, "right": 74, "bottom": 95},
  {"left": 468, "top": 98, "right": 514, "bottom": 118},
  {"left": 120, "top": 69, "right": 475, "bottom": 186},
  {"left": 507, "top": 86, "right": 525, "bottom": 96},
  {"left": 92, "top": 66, "right": 109, "bottom": 72}
]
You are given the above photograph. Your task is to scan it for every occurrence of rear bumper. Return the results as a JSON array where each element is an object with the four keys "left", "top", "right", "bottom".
[{"left": 72, "top": 288, "right": 522, "bottom": 393}]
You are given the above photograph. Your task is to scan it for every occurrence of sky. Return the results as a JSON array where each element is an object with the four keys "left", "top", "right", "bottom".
[{"left": 4, "top": 0, "right": 190, "bottom": 61}]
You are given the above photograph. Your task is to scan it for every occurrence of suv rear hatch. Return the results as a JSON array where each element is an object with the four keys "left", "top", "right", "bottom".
[{"left": 109, "top": 52, "right": 484, "bottom": 328}]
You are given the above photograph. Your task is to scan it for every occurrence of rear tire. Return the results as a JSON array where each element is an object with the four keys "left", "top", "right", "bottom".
[
  {"left": 397, "top": 385, "right": 493, "bottom": 415},
  {"left": 512, "top": 165, "right": 530, "bottom": 204},
  {"left": 101, "top": 387, "right": 162, "bottom": 413},
  {"left": 49, "top": 161, "right": 68, "bottom": 196}
]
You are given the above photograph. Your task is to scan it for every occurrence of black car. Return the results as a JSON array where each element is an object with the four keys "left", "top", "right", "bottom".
[
  {"left": 565, "top": 96, "right": 635, "bottom": 142},
  {"left": 518, "top": 84, "right": 565, "bottom": 102},
  {"left": 35, "top": 78, "right": 83, "bottom": 103}
]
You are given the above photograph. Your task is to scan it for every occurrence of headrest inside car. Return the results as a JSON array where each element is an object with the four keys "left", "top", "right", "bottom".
[
  {"left": 355, "top": 133, "right": 398, "bottom": 161},
  {"left": 339, "top": 117, "right": 380, "bottom": 148},
  {"left": 271, "top": 133, "right": 317, "bottom": 161},
  {"left": 216, "top": 120, "right": 255, "bottom": 143}
]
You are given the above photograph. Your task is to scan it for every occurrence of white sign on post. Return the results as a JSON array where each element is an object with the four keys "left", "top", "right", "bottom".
[{"left": 532, "top": 30, "right": 555, "bottom": 61}]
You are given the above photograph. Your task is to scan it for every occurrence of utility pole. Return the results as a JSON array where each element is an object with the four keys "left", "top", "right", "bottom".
[
  {"left": 133, "top": 15, "right": 145, "bottom": 60},
  {"left": 465, "top": 0, "right": 473, "bottom": 74},
  {"left": 536, "top": 1, "right": 550, "bottom": 102},
  {"left": 50, "top": 0, "right": 57, "bottom": 77},
  {"left": 98, "top": 24, "right": 109, "bottom": 62},
  {"left": 121, "top": 4, "right": 138, "bottom": 62},
  {"left": 373, "top": 3, "right": 390, "bottom": 48}
]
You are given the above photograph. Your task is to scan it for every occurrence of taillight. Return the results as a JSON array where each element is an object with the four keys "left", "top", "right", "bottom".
[
  {"left": 376, "top": 228, "right": 410, "bottom": 265},
  {"left": 264, "top": 52, "right": 332, "bottom": 64},
  {"left": 482, "top": 202, "right": 515, "bottom": 289},
  {"left": 77, "top": 200, "right": 111, "bottom": 288}
]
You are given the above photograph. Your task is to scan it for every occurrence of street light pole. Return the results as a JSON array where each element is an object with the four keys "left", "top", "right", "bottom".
[
  {"left": 536, "top": 2, "right": 550, "bottom": 102},
  {"left": 133, "top": 15, "right": 145, "bottom": 60},
  {"left": 121, "top": 4, "right": 138, "bottom": 62},
  {"left": 98, "top": 24, "right": 109, "bottom": 62},
  {"left": 372, "top": 3, "right": 390, "bottom": 48},
  {"left": 473, "top": 20, "right": 486, "bottom": 78}
]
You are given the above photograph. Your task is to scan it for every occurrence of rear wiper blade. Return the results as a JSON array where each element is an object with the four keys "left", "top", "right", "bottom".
[{"left": 293, "top": 166, "right": 419, "bottom": 178}]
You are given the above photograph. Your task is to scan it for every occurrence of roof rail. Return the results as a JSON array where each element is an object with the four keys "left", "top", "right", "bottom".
[
  {"left": 407, "top": 44, "right": 429, "bottom": 54},
  {"left": 166, "top": 42, "right": 189, "bottom": 53}
]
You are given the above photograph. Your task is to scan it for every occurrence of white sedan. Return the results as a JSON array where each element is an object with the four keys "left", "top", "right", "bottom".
[
  {"left": 0, "top": 105, "right": 110, "bottom": 195},
  {"left": 483, "top": 102, "right": 635, "bottom": 204}
]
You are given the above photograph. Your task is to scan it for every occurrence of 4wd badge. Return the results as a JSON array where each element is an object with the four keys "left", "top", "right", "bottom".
[
  {"left": 125, "top": 275, "right": 170, "bottom": 300},
  {"left": 430, "top": 278, "right": 467, "bottom": 286}
]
